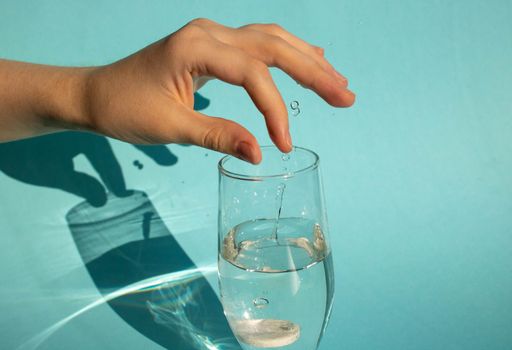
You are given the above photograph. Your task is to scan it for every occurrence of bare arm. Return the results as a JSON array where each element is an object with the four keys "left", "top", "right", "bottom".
[{"left": 0, "top": 61, "right": 92, "bottom": 140}]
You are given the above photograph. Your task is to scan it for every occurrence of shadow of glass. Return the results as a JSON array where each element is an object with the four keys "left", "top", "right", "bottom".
[
  {"left": 0, "top": 92, "right": 241, "bottom": 348},
  {"left": 67, "top": 191, "right": 240, "bottom": 349}
]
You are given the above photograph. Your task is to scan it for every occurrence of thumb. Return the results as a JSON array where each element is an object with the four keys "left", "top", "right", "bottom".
[{"left": 180, "top": 108, "right": 262, "bottom": 164}]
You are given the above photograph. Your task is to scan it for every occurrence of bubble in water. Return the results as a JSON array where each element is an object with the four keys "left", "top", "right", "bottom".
[
  {"left": 253, "top": 297, "right": 269, "bottom": 309},
  {"left": 289, "top": 100, "right": 300, "bottom": 116},
  {"left": 282, "top": 153, "right": 290, "bottom": 171},
  {"left": 327, "top": 41, "right": 333, "bottom": 46},
  {"left": 276, "top": 183, "right": 286, "bottom": 197}
]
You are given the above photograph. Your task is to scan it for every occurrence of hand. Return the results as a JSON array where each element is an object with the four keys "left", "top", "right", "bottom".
[{"left": 84, "top": 19, "right": 355, "bottom": 163}]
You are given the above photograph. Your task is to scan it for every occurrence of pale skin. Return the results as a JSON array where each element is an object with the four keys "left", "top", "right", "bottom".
[{"left": 0, "top": 19, "right": 355, "bottom": 164}]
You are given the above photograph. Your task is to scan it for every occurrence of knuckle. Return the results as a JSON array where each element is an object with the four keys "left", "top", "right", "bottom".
[
  {"left": 308, "top": 73, "right": 322, "bottom": 90},
  {"left": 265, "top": 23, "right": 284, "bottom": 35},
  {"left": 313, "top": 45, "right": 325, "bottom": 56},
  {"left": 188, "top": 18, "right": 212, "bottom": 27},
  {"left": 169, "top": 23, "right": 208, "bottom": 50},
  {"left": 248, "top": 59, "right": 269, "bottom": 76},
  {"left": 201, "top": 126, "right": 224, "bottom": 150},
  {"left": 267, "top": 35, "right": 287, "bottom": 50},
  {"left": 262, "top": 36, "right": 287, "bottom": 66},
  {"left": 179, "top": 21, "right": 207, "bottom": 40}
]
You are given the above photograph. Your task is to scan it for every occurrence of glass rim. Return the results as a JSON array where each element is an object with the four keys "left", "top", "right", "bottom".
[{"left": 218, "top": 145, "right": 320, "bottom": 181}]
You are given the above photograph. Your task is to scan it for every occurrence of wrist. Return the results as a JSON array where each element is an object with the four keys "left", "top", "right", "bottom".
[
  {"left": 38, "top": 66, "right": 97, "bottom": 132},
  {"left": 0, "top": 60, "right": 98, "bottom": 140}
]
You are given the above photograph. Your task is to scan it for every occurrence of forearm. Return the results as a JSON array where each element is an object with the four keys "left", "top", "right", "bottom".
[{"left": 0, "top": 59, "right": 92, "bottom": 142}]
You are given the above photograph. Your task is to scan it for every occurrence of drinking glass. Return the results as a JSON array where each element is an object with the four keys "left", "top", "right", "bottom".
[{"left": 218, "top": 146, "right": 334, "bottom": 350}]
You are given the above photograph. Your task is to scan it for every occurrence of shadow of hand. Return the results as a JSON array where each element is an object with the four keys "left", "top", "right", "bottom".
[
  {"left": 0, "top": 132, "right": 177, "bottom": 206},
  {"left": 0, "top": 93, "right": 210, "bottom": 207}
]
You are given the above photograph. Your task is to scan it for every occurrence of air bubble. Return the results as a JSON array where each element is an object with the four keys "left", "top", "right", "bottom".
[
  {"left": 276, "top": 183, "right": 286, "bottom": 197},
  {"left": 281, "top": 153, "right": 290, "bottom": 161},
  {"left": 253, "top": 297, "right": 269, "bottom": 309}
]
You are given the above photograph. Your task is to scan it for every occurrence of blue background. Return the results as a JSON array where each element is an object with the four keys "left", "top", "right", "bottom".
[{"left": 1, "top": 1, "right": 511, "bottom": 349}]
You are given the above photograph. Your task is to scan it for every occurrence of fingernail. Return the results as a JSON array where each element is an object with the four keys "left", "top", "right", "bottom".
[
  {"left": 344, "top": 89, "right": 356, "bottom": 105},
  {"left": 334, "top": 71, "right": 348, "bottom": 86},
  {"left": 236, "top": 141, "right": 254, "bottom": 163}
]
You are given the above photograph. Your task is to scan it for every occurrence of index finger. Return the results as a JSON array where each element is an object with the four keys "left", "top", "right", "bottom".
[{"left": 194, "top": 38, "right": 292, "bottom": 153}]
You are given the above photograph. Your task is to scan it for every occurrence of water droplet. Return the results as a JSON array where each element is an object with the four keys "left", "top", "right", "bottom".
[
  {"left": 253, "top": 297, "right": 269, "bottom": 309},
  {"left": 133, "top": 160, "right": 143, "bottom": 169},
  {"left": 204, "top": 153, "right": 209, "bottom": 157},
  {"left": 233, "top": 197, "right": 240, "bottom": 204},
  {"left": 289, "top": 100, "right": 300, "bottom": 116},
  {"left": 327, "top": 41, "right": 333, "bottom": 46},
  {"left": 281, "top": 153, "right": 290, "bottom": 161}
]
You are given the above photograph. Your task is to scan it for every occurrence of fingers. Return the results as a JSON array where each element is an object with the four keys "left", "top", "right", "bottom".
[
  {"left": 222, "top": 28, "right": 354, "bottom": 107},
  {"left": 197, "top": 39, "right": 291, "bottom": 153},
  {"left": 179, "top": 106, "right": 262, "bottom": 164},
  {"left": 241, "top": 23, "right": 345, "bottom": 81},
  {"left": 176, "top": 19, "right": 356, "bottom": 160},
  {"left": 188, "top": 19, "right": 354, "bottom": 106}
]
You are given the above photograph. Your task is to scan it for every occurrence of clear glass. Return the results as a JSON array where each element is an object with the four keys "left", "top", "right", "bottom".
[{"left": 218, "top": 146, "right": 334, "bottom": 350}]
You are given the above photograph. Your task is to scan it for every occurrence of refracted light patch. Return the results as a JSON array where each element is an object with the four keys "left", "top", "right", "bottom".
[{"left": 16, "top": 265, "right": 217, "bottom": 350}]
